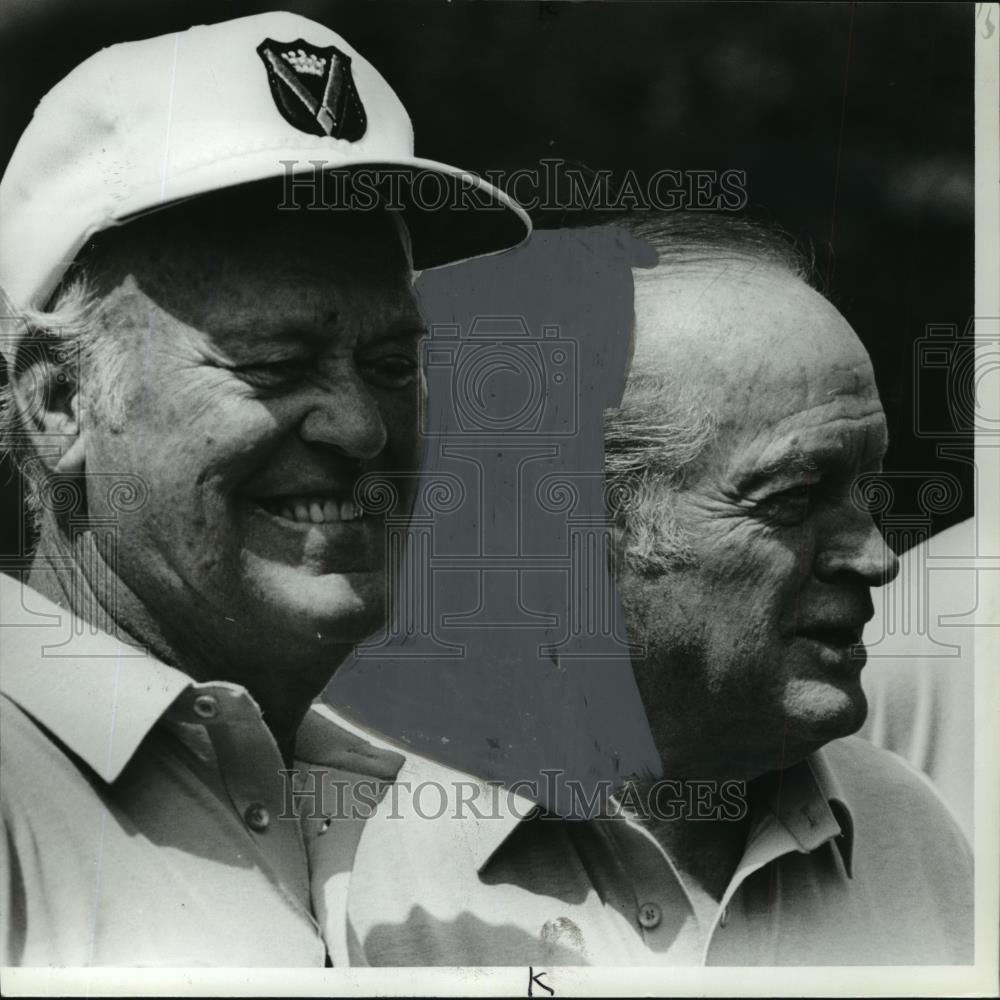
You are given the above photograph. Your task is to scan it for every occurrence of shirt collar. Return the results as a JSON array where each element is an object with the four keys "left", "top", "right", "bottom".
[
  {"left": 468, "top": 783, "right": 539, "bottom": 872},
  {"left": 0, "top": 573, "right": 193, "bottom": 783},
  {"left": 302, "top": 704, "right": 533, "bottom": 871},
  {"left": 465, "top": 747, "right": 856, "bottom": 877},
  {"left": 296, "top": 702, "right": 407, "bottom": 780},
  {"left": 746, "top": 747, "right": 856, "bottom": 876},
  {"left": 392, "top": 746, "right": 544, "bottom": 871},
  {"left": 0, "top": 576, "right": 416, "bottom": 789},
  {"left": 804, "top": 745, "right": 856, "bottom": 875},
  {"left": 426, "top": 767, "right": 538, "bottom": 874}
]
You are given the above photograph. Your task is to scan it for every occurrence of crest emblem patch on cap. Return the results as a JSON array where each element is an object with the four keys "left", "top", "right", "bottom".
[{"left": 257, "top": 38, "right": 367, "bottom": 140}]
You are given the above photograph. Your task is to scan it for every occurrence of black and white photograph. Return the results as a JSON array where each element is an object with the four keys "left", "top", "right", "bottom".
[{"left": 0, "top": 1, "right": 997, "bottom": 995}]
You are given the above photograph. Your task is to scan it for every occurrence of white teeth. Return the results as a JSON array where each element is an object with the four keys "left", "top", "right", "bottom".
[{"left": 263, "top": 497, "right": 364, "bottom": 524}]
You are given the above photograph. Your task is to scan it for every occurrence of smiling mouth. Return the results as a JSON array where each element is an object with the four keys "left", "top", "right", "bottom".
[{"left": 257, "top": 496, "right": 364, "bottom": 525}]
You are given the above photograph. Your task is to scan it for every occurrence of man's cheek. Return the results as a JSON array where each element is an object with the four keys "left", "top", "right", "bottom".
[
  {"left": 715, "top": 523, "right": 806, "bottom": 583},
  {"left": 191, "top": 416, "right": 291, "bottom": 490},
  {"left": 699, "top": 524, "right": 771, "bottom": 583}
]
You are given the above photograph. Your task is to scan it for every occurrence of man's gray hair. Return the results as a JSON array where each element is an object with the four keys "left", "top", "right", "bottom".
[
  {"left": 0, "top": 273, "right": 122, "bottom": 523},
  {"left": 604, "top": 211, "right": 813, "bottom": 575},
  {"left": 619, "top": 210, "right": 815, "bottom": 285}
]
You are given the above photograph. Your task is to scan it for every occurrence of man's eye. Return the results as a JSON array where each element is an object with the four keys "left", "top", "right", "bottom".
[
  {"left": 774, "top": 485, "right": 813, "bottom": 503},
  {"left": 360, "top": 355, "right": 418, "bottom": 389},
  {"left": 761, "top": 484, "right": 816, "bottom": 524}
]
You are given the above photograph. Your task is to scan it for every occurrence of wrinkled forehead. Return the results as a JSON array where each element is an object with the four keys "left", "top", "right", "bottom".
[{"left": 631, "top": 258, "right": 877, "bottom": 394}]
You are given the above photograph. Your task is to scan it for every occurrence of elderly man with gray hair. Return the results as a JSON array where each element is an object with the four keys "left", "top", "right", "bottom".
[
  {"left": 330, "top": 213, "right": 973, "bottom": 967},
  {"left": 0, "top": 11, "right": 528, "bottom": 967}
]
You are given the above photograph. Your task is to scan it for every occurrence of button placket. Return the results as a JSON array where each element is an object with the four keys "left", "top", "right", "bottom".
[{"left": 198, "top": 688, "right": 312, "bottom": 907}]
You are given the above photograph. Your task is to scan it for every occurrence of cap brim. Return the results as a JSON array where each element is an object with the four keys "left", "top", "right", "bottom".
[
  {"left": 338, "top": 158, "right": 531, "bottom": 271},
  {"left": 116, "top": 156, "right": 531, "bottom": 273}
]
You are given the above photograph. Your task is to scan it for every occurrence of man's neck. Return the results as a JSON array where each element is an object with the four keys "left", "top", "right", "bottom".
[
  {"left": 29, "top": 521, "right": 174, "bottom": 656},
  {"left": 28, "top": 520, "right": 343, "bottom": 767},
  {"left": 624, "top": 777, "right": 753, "bottom": 904}
]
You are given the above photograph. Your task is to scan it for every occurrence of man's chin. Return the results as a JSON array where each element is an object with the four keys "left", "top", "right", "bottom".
[
  {"left": 783, "top": 676, "right": 869, "bottom": 745},
  {"left": 248, "top": 567, "right": 388, "bottom": 645}
]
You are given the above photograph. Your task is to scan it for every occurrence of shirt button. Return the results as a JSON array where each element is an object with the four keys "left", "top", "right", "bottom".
[
  {"left": 193, "top": 694, "right": 219, "bottom": 720},
  {"left": 637, "top": 902, "right": 662, "bottom": 930},
  {"left": 244, "top": 803, "right": 270, "bottom": 832}
]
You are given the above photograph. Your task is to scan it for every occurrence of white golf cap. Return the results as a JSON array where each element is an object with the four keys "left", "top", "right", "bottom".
[{"left": 0, "top": 11, "right": 531, "bottom": 313}]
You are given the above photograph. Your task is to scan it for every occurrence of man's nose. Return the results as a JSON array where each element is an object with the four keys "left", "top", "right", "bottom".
[
  {"left": 298, "top": 372, "right": 388, "bottom": 460},
  {"left": 814, "top": 510, "right": 900, "bottom": 587}
]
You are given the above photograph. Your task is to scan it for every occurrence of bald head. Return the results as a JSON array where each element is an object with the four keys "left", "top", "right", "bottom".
[
  {"left": 630, "top": 257, "right": 876, "bottom": 438},
  {"left": 606, "top": 215, "right": 879, "bottom": 574}
]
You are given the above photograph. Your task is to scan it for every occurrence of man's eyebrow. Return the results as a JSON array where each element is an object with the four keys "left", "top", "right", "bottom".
[
  {"left": 214, "top": 333, "right": 318, "bottom": 362},
  {"left": 734, "top": 450, "right": 822, "bottom": 494},
  {"left": 734, "top": 429, "right": 889, "bottom": 494},
  {"left": 212, "top": 313, "right": 336, "bottom": 345}
]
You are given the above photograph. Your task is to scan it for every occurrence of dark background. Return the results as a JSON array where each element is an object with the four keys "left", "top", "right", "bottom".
[{"left": 0, "top": 1, "right": 975, "bottom": 559}]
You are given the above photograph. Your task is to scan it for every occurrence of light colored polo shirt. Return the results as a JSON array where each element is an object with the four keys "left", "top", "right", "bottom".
[
  {"left": 0, "top": 573, "right": 401, "bottom": 967},
  {"left": 316, "top": 713, "right": 974, "bottom": 966}
]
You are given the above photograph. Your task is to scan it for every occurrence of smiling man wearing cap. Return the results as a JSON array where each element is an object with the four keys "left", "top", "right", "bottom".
[{"left": 0, "top": 11, "right": 528, "bottom": 966}]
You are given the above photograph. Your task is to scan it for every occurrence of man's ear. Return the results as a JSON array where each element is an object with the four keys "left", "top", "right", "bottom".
[{"left": 10, "top": 339, "right": 87, "bottom": 474}]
